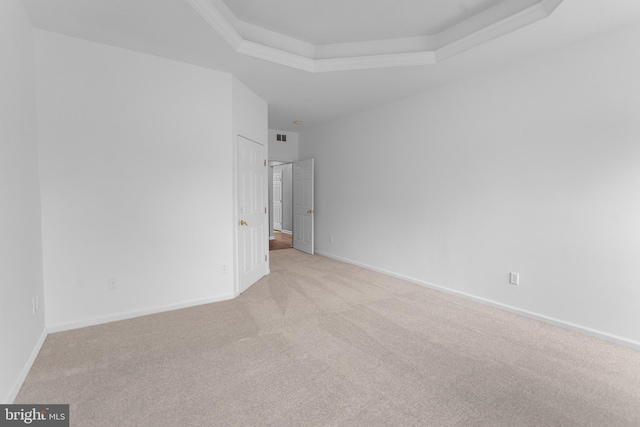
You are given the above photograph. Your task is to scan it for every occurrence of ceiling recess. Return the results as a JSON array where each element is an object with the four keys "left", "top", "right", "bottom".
[{"left": 187, "top": 0, "right": 563, "bottom": 72}]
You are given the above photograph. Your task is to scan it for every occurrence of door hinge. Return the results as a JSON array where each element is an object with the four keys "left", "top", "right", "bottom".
[
  {"left": 265, "top": 254, "right": 267, "bottom": 261},
  {"left": 264, "top": 160, "right": 266, "bottom": 166},
  {"left": 264, "top": 207, "right": 267, "bottom": 214}
]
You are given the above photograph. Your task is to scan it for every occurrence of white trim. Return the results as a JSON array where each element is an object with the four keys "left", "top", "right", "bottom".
[
  {"left": 435, "top": 0, "right": 563, "bottom": 62},
  {"left": 5, "top": 329, "right": 48, "bottom": 403},
  {"left": 239, "top": 40, "right": 316, "bottom": 72},
  {"left": 281, "top": 230, "right": 292, "bottom": 235},
  {"left": 46, "top": 293, "right": 237, "bottom": 333},
  {"left": 232, "top": 129, "right": 240, "bottom": 296},
  {"left": 187, "top": 0, "right": 564, "bottom": 72},
  {"left": 186, "top": 0, "right": 243, "bottom": 51},
  {"left": 312, "top": 52, "right": 436, "bottom": 73},
  {"left": 315, "top": 250, "right": 640, "bottom": 350}
]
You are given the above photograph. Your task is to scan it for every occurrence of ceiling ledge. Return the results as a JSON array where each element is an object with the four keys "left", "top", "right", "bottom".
[{"left": 187, "top": 0, "right": 564, "bottom": 73}]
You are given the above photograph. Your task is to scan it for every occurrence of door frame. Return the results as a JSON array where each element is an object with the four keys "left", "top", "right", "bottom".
[
  {"left": 267, "top": 159, "right": 314, "bottom": 254},
  {"left": 233, "top": 131, "right": 269, "bottom": 296}
]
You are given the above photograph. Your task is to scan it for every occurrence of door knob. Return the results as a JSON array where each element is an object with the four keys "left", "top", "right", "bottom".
[
  {"left": 307, "top": 210, "right": 314, "bottom": 214},
  {"left": 239, "top": 220, "right": 248, "bottom": 226}
]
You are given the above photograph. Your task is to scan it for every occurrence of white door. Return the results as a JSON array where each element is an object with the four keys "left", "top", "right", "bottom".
[
  {"left": 237, "top": 136, "right": 268, "bottom": 293},
  {"left": 273, "top": 169, "right": 283, "bottom": 231},
  {"left": 293, "top": 159, "right": 314, "bottom": 254}
]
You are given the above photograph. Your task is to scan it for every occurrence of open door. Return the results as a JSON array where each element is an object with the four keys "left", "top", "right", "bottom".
[
  {"left": 237, "top": 135, "right": 268, "bottom": 293},
  {"left": 293, "top": 159, "right": 314, "bottom": 254}
]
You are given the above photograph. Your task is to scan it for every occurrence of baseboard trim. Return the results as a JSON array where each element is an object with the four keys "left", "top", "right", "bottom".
[
  {"left": 281, "top": 230, "right": 292, "bottom": 235},
  {"left": 47, "top": 293, "right": 237, "bottom": 334},
  {"left": 5, "top": 328, "right": 48, "bottom": 403},
  {"left": 315, "top": 250, "right": 640, "bottom": 350}
]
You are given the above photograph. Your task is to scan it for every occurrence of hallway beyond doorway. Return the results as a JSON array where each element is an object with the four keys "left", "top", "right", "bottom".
[{"left": 269, "top": 231, "right": 292, "bottom": 250}]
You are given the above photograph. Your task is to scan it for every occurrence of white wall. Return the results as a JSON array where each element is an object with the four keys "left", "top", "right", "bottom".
[
  {"left": 35, "top": 31, "right": 238, "bottom": 329},
  {"left": 300, "top": 21, "right": 640, "bottom": 346},
  {"left": 268, "top": 129, "right": 299, "bottom": 162},
  {"left": 0, "top": 0, "right": 46, "bottom": 403},
  {"left": 233, "top": 78, "right": 269, "bottom": 147}
]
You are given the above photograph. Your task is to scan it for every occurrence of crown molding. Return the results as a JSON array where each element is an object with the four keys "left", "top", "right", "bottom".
[
  {"left": 188, "top": 0, "right": 243, "bottom": 51},
  {"left": 313, "top": 51, "right": 437, "bottom": 73},
  {"left": 436, "top": 0, "right": 564, "bottom": 62},
  {"left": 187, "top": 0, "right": 564, "bottom": 73},
  {"left": 239, "top": 40, "right": 316, "bottom": 72}
]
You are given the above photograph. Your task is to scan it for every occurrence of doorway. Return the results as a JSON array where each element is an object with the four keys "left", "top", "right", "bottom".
[
  {"left": 269, "top": 162, "right": 293, "bottom": 250},
  {"left": 268, "top": 159, "right": 314, "bottom": 254}
]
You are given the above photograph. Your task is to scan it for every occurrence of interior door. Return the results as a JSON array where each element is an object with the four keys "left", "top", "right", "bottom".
[
  {"left": 273, "top": 169, "right": 283, "bottom": 231},
  {"left": 293, "top": 159, "right": 314, "bottom": 254},
  {"left": 237, "top": 135, "right": 268, "bottom": 293}
]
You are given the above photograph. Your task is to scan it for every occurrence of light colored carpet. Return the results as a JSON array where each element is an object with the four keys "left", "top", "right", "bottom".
[{"left": 16, "top": 249, "right": 640, "bottom": 426}]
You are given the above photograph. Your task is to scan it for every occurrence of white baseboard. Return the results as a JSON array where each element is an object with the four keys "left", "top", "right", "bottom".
[
  {"left": 5, "top": 328, "right": 48, "bottom": 403},
  {"left": 315, "top": 250, "right": 640, "bottom": 350},
  {"left": 281, "top": 230, "right": 292, "bottom": 235},
  {"left": 47, "top": 293, "right": 237, "bottom": 333}
]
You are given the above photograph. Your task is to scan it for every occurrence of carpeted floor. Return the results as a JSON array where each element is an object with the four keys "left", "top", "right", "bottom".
[{"left": 16, "top": 249, "right": 640, "bottom": 426}]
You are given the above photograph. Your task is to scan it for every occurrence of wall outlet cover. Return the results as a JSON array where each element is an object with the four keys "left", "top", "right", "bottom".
[{"left": 510, "top": 272, "right": 520, "bottom": 285}]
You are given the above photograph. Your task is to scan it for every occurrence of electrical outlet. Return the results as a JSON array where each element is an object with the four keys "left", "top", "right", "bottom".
[
  {"left": 35, "top": 295, "right": 39, "bottom": 312},
  {"left": 221, "top": 264, "right": 228, "bottom": 274},
  {"left": 509, "top": 272, "right": 520, "bottom": 285},
  {"left": 330, "top": 235, "right": 334, "bottom": 243},
  {"left": 108, "top": 277, "right": 118, "bottom": 290}
]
